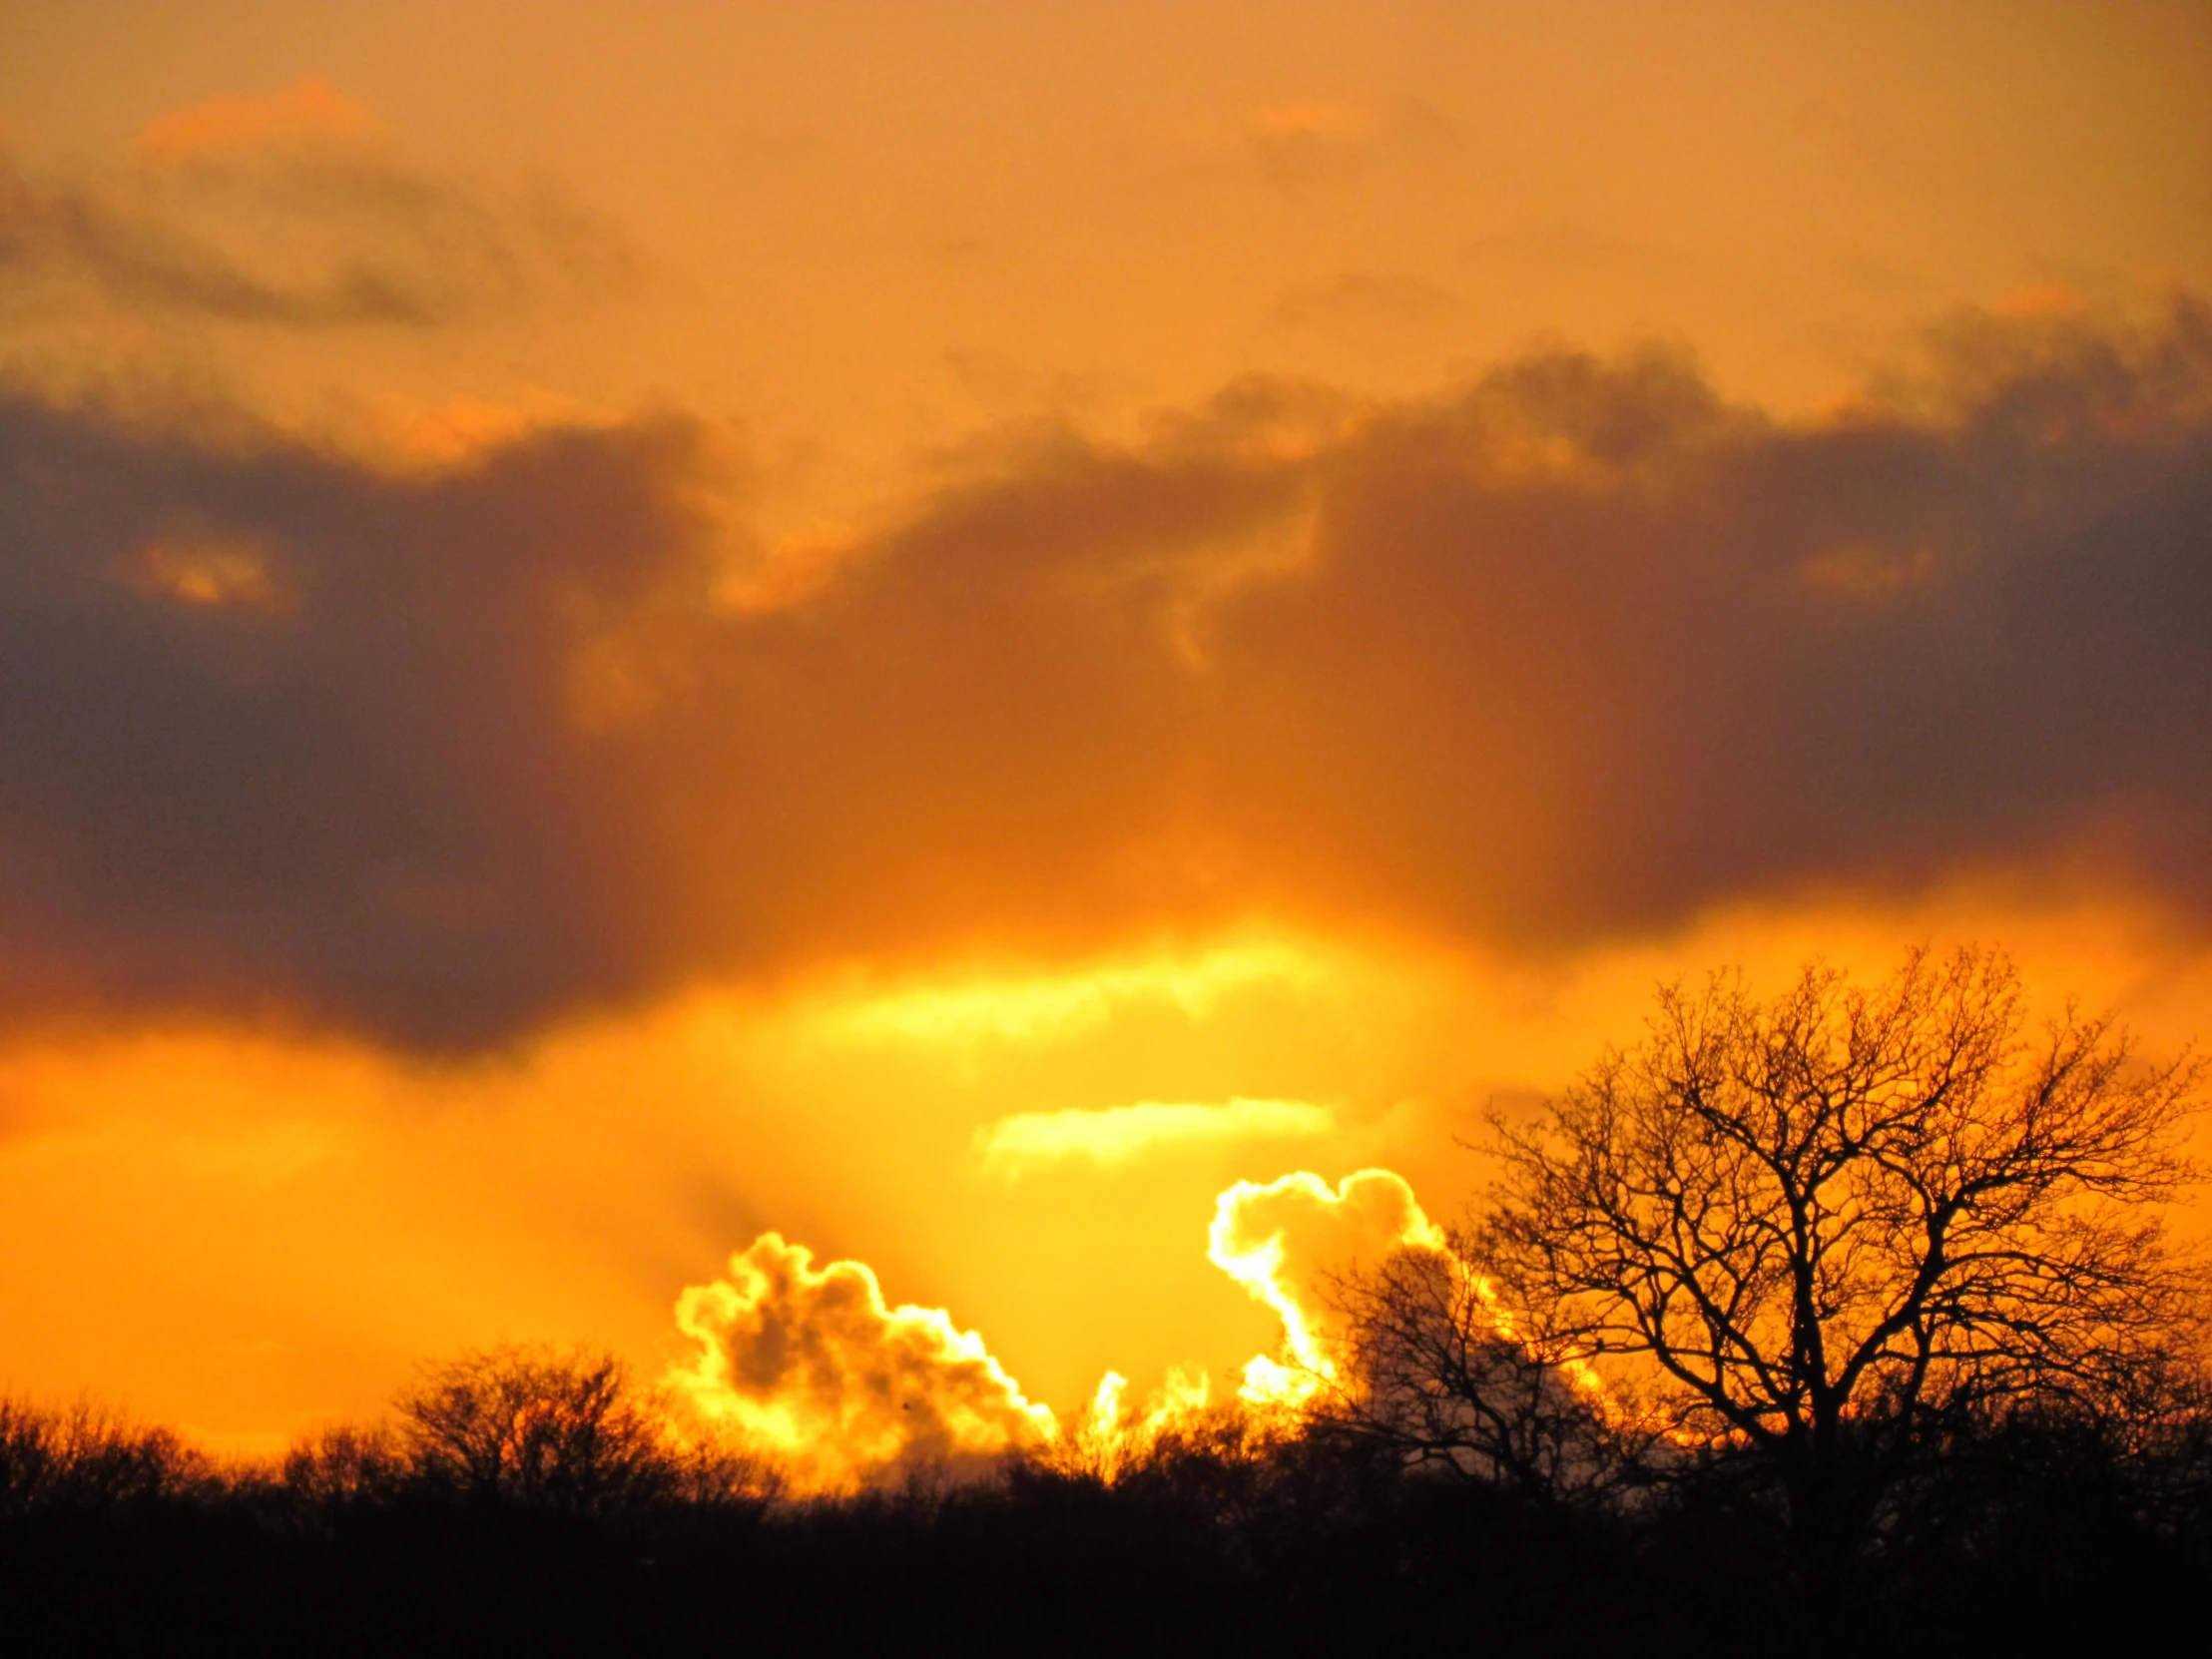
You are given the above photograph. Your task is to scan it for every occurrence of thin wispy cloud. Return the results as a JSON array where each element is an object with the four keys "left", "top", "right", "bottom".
[
  {"left": 975, "top": 1099, "right": 1336, "bottom": 1177},
  {"left": 0, "top": 80, "right": 633, "bottom": 329}
]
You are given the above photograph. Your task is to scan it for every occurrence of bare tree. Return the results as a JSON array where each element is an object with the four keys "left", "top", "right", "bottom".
[
  {"left": 1318, "top": 1245, "right": 1651, "bottom": 1503},
  {"left": 394, "top": 1344, "right": 682, "bottom": 1514},
  {"left": 1466, "top": 946, "right": 2204, "bottom": 1557},
  {"left": 278, "top": 1420, "right": 409, "bottom": 1513},
  {"left": 0, "top": 1395, "right": 215, "bottom": 1516}
]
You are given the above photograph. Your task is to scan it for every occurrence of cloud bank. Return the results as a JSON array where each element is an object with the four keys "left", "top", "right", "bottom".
[{"left": 1, "top": 299, "right": 2208, "bottom": 1049}]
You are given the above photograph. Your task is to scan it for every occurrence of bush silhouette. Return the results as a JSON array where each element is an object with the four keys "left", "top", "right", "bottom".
[
  {"left": 0, "top": 1395, "right": 216, "bottom": 1517},
  {"left": 391, "top": 1343, "right": 697, "bottom": 1514}
]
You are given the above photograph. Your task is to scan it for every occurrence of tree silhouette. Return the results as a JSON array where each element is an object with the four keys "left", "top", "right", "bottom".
[
  {"left": 394, "top": 1344, "right": 685, "bottom": 1514},
  {"left": 0, "top": 1396, "right": 214, "bottom": 1516},
  {"left": 1318, "top": 1244, "right": 1650, "bottom": 1505},
  {"left": 389, "top": 1343, "right": 778, "bottom": 1517},
  {"left": 1457, "top": 946, "right": 2204, "bottom": 1566}
]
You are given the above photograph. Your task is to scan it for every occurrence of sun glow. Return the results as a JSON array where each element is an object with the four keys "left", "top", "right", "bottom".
[
  {"left": 1207, "top": 1170, "right": 1447, "bottom": 1407},
  {"left": 975, "top": 1098, "right": 1335, "bottom": 1177},
  {"left": 133, "top": 75, "right": 376, "bottom": 161},
  {"left": 810, "top": 939, "right": 1333, "bottom": 1048},
  {"left": 667, "top": 1233, "right": 1057, "bottom": 1494},
  {"left": 656, "top": 1164, "right": 1492, "bottom": 1492}
]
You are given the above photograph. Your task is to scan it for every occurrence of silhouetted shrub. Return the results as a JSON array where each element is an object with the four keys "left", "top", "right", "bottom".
[
  {"left": 0, "top": 1394, "right": 216, "bottom": 1516},
  {"left": 392, "top": 1343, "right": 684, "bottom": 1514}
]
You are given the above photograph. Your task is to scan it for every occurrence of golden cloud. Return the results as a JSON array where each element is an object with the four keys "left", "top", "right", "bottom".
[
  {"left": 975, "top": 1098, "right": 1336, "bottom": 1178},
  {"left": 1208, "top": 1169, "right": 1445, "bottom": 1405},
  {"left": 820, "top": 941, "right": 1327, "bottom": 1048},
  {"left": 664, "top": 1167, "right": 1453, "bottom": 1486},
  {"left": 667, "top": 1233, "right": 1056, "bottom": 1494}
]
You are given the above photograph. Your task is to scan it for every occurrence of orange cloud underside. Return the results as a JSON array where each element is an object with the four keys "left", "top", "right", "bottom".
[{"left": 134, "top": 76, "right": 375, "bottom": 161}]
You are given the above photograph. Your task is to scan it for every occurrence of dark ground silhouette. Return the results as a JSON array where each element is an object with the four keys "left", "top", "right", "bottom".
[{"left": 4, "top": 1366, "right": 2208, "bottom": 1658}]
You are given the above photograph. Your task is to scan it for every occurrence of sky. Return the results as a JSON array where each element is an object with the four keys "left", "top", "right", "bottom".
[{"left": 2, "top": 1, "right": 2210, "bottom": 1467}]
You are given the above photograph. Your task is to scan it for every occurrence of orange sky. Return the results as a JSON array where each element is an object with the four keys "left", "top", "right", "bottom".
[{"left": 2, "top": 2, "right": 2210, "bottom": 1461}]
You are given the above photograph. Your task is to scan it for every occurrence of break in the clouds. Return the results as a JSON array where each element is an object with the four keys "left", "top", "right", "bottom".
[
  {"left": 0, "top": 79, "right": 631, "bottom": 328},
  {"left": 0, "top": 299, "right": 2208, "bottom": 1051}
]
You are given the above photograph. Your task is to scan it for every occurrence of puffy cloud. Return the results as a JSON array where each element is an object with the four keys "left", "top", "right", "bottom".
[
  {"left": 1212, "top": 1170, "right": 1634, "bottom": 1438},
  {"left": 1208, "top": 1169, "right": 1445, "bottom": 1403},
  {"left": 1, "top": 299, "right": 2209, "bottom": 1051},
  {"left": 667, "top": 1233, "right": 1055, "bottom": 1493},
  {"left": 975, "top": 1099, "right": 1335, "bottom": 1177},
  {"left": 663, "top": 1176, "right": 1444, "bottom": 1489}
]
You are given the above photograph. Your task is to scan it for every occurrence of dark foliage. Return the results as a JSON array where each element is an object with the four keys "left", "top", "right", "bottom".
[{"left": 3, "top": 1357, "right": 2210, "bottom": 1656}]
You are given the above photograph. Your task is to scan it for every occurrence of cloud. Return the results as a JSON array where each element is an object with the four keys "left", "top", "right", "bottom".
[
  {"left": 0, "top": 89, "right": 631, "bottom": 328},
  {"left": 667, "top": 1232, "right": 1055, "bottom": 1493},
  {"left": 0, "top": 395, "right": 720, "bottom": 1049},
  {"left": 134, "top": 77, "right": 379, "bottom": 163},
  {"left": 975, "top": 1099, "right": 1336, "bottom": 1177},
  {"left": 0, "top": 298, "right": 2208, "bottom": 1051},
  {"left": 1208, "top": 1169, "right": 1445, "bottom": 1404},
  {"left": 1239, "top": 97, "right": 1452, "bottom": 190},
  {"left": 662, "top": 1176, "right": 1445, "bottom": 1488},
  {"left": 820, "top": 941, "right": 1326, "bottom": 1047}
]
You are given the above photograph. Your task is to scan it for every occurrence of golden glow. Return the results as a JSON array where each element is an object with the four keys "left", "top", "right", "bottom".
[
  {"left": 659, "top": 1168, "right": 1448, "bottom": 1489},
  {"left": 975, "top": 1099, "right": 1335, "bottom": 1178},
  {"left": 1073, "top": 1366, "right": 1217, "bottom": 1479},
  {"left": 133, "top": 75, "right": 374, "bottom": 162},
  {"left": 131, "top": 532, "right": 287, "bottom": 612},
  {"left": 649, "top": 1155, "right": 1655, "bottom": 1492},
  {"left": 1208, "top": 1170, "right": 1445, "bottom": 1406},
  {"left": 668, "top": 1233, "right": 1057, "bottom": 1494},
  {"left": 362, "top": 388, "right": 600, "bottom": 469},
  {"left": 1, "top": 895, "right": 2204, "bottom": 1452},
  {"left": 813, "top": 939, "right": 1329, "bottom": 1049}
]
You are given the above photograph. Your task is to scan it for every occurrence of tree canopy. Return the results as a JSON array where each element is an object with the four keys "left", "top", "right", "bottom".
[{"left": 1329, "top": 946, "right": 2207, "bottom": 1564}]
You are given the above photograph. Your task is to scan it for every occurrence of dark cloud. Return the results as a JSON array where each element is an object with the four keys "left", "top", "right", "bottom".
[
  {"left": 1206, "top": 312, "right": 2212, "bottom": 943},
  {"left": 0, "top": 141, "right": 633, "bottom": 328},
  {"left": 0, "top": 300, "right": 2207, "bottom": 1051},
  {"left": 0, "top": 399, "right": 712, "bottom": 1047}
]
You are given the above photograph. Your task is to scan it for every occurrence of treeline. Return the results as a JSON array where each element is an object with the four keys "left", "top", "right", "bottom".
[{"left": 4, "top": 1346, "right": 2210, "bottom": 1656}]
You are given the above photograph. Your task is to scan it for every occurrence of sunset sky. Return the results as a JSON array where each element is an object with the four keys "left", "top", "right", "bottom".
[{"left": 2, "top": 2, "right": 2210, "bottom": 1465}]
